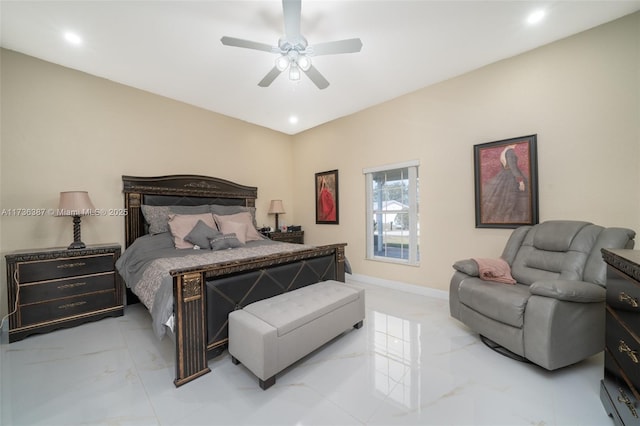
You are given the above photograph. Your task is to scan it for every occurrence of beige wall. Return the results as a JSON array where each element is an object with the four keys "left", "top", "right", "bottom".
[
  {"left": 1, "top": 12, "right": 639, "bottom": 319},
  {"left": 293, "top": 12, "right": 640, "bottom": 291},
  {"left": 0, "top": 49, "right": 293, "bottom": 316}
]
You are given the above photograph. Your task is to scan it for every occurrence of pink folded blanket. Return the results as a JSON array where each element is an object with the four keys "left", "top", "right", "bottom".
[{"left": 473, "top": 257, "right": 516, "bottom": 284}]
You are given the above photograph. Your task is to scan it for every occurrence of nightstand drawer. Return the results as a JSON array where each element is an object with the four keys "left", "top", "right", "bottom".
[
  {"left": 19, "top": 272, "right": 115, "bottom": 305},
  {"left": 18, "top": 254, "right": 114, "bottom": 283},
  {"left": 268, "top": 231, "right": 304, "bottom": 244},
  {"left": 20, "top": 291, "right": 117, "bottom": 326}
]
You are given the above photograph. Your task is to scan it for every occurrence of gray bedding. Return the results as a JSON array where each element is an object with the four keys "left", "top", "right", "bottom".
[{"left": 116, "top": 232, "right": 314, "bottom": 338}]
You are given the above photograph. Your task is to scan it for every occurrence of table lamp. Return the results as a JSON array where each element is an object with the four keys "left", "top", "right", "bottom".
[
  {"left": 57, "top": 191, "right": 95, "bottom": 249},
  {"left": 268, "top": 200, "right": 285, "bottom": 232}
]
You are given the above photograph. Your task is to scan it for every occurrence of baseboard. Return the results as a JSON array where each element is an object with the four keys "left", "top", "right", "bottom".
[{"left": 347, "top": 273, "right": 449, "bottom": 300}]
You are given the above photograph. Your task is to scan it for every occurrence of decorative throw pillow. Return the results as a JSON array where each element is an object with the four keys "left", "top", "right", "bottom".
[
  {"left": 210, "top": 205, "right": 258, "bottom": 227},
  {"left": 141, "top": 204, "right": 211, "bottom": 234},
  {"left": 167, "top": 213, "right": 217, "bottom": 249},
  {"left": 213, "top": 212, "right": 264, "bottom": 242},
  {"left": 210, "top": 233, "right": 244, "bottom": 250},
  {"left": 216, "top": 220, "right": 249, "bottom": 244},
  {"left": 184, "top": 220, "right": 221, "bottom": 249},
  {"left": 452, "top": 259, "right": 479, "bottom": 276}
]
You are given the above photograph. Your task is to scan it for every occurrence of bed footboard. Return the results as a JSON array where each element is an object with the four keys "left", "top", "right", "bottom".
[{"left": 169, "top": 243, "right": 346, "bottom": 387}]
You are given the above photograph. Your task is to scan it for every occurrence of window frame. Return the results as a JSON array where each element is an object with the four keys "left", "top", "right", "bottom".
[{"left": 364, "top": 160, "right": 419, "bottom": 266}]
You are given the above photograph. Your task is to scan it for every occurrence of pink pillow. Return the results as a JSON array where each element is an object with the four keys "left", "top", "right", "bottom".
[
  {"left": 168, "top": 213, "right": 217, "bottom": 249},
  {"left": 213, "top": 212, "right": 263, "bottom": 242},
  {"left": 217, "top": 220, "right": 248, "bottom": 244}
]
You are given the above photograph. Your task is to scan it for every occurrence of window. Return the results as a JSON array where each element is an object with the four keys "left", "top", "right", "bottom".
[{"left": 364, "top": 161, "right": 419, "bottom": 265}]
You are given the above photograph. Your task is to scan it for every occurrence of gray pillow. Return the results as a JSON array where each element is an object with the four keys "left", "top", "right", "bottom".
[
  {"left": 209, "top": 233, "right": 244, "bottom": 250},
  {"left": 141, "top": 204, "right": 211, "bottom": 234},
  {"left": 184, "top": 220, "right": 221, "bottom": 249},
  {"left": 452, "top": 259, "right": 479, "bottom": 276}
]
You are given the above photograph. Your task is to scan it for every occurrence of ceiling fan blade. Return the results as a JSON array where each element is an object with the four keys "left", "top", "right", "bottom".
[
  {"left": 282, "top": 0, "right": 302, "bottom": 43},
  {"left": 303, "top": 65, "right": 329, "bottom": 90},
  {"left": 258, "top": 66, "right": 283, "bottom": 87},
  {"left": 311, "top": 38, "right": 363, "bottom": 56},
  {"left": 221, "top": 36, "right": 275, "bottom": 53}
]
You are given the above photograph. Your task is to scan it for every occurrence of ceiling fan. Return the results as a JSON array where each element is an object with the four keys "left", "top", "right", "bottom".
[{"left": 221, "top": 0, "right": 362, "bottom": 90}]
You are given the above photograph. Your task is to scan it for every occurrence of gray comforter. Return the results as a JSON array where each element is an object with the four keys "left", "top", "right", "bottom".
[{"left": 116, "top": 232, "right": 313, "bottom": 338}]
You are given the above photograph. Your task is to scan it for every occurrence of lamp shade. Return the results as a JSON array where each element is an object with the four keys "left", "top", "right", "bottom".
[
  {"left": 268, "top": 200, "right": 285, "bottom": 215},
  {"left": 57, "top": 191, "right": 95, "bottom": 216}
]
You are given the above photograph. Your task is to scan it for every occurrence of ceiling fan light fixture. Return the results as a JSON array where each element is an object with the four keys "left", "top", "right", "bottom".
[
  {"left": 289, "top": 63, "right": 301, "bottom": 81},
  {"left": 275, "top": 55, "right": 290, "bottom": 71},
  {"left": 297, "top": 55, "right": 311, "bottom": 71},
  {"left": 220, "top": 0, "right": 362, "bottom": 89}
]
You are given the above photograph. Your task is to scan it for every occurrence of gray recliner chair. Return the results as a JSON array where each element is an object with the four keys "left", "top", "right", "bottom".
[{"left": 450, "top": 220, "right": 635, "bottom": 370}]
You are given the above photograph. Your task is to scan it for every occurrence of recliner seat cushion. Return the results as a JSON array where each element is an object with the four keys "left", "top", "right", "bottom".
[{"left": 458, "top": 278, "right": 530, "bottom": 328}]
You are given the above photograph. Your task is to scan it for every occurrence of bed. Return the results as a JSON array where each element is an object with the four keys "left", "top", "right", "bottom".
[{"left": 118, "top": 174, "right": 347, "bottom": 386}]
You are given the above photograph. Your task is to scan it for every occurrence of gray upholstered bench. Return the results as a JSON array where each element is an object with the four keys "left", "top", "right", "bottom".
[{"left": 228, "top": 280, "right": 365, "bottom": 389}]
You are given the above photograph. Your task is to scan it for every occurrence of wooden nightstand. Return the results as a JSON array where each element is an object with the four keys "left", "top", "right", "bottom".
[
  {"left": 267, "top": 231, "right": 304, "bottom": 244},
  {"left": 5, "top": 244, "right": 124, "bottom": 342}
]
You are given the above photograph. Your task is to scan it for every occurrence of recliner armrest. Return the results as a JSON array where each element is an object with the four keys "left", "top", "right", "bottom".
[{"left": 529, "top": 280, "right": 605, "bottom": 303}]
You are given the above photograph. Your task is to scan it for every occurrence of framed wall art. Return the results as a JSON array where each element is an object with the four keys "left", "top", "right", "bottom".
[
  {"left": 315, "top": 169, "right": 339, "bottom": 224},
  {"left": 474, "top": 135, "right": 538, "bottom": 228}
]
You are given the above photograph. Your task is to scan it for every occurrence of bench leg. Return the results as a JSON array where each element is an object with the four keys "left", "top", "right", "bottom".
[
  {"left": 354, "top": 320, "right": 363, "bottom": 329},
  {"left": 231, "top": 356, "right": 240, "bottom": 365},
  {"left": 259, "top": 376, "right": 276, "bottom": 390}
]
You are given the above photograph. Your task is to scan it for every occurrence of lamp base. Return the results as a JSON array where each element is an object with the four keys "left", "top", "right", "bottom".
[
  {"left": 67, "top": 241, "right": 86, "bottom": 250},
  {"left": 68, "top": 215, "right": 86, "bottom": 250}
]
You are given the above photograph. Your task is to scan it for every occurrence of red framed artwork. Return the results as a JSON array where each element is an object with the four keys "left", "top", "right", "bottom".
[
  {"left": 474, "top": 135, "right": 539, "bottom": 228},
  {"left": 315, "top": 170, "right": 339, "bottom": 224}
]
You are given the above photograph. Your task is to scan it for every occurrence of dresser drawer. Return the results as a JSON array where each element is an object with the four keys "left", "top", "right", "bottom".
[
  {"left": 19, "top": 291, "right": 117, "bottom": 326},
  {"left": 604, "top": 351, "right": 640, "bottom": 422},
  {"left": 606, "top": 308, "right": 640, "bottom": 391},
  {"left": 608, "top": 267, "right": 640, "bottom": 312},
  {"left": 19, "top": 272, "right": 115, "bottom": 305},
  {"left": 18, "top": 254, "right": 114, "bottom": 283}
]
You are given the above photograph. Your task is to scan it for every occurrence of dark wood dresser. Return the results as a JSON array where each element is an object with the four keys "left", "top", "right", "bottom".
[
  {"left": 5, "top": 244, "right": 123, "bottom": 342},
  {"left": 601, "top": 249, "right": 640, "bottom": 425},
  {"left": 267, "top": 230, "right": 304, "bottom": 244}
]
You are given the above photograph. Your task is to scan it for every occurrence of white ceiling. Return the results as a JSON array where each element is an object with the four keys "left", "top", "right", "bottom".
[{"left": 2, "top": 1, "right": 639, "bottom": 135}]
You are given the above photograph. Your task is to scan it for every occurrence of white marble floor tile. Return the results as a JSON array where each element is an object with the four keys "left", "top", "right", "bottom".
[{"left": 1, "top": 279, "right": 614, "bottom": 426}]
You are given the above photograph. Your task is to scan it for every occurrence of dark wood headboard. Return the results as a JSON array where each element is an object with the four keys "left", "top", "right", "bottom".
[{"left": 122, "top": 175, "right": 258, "bottom": 248}]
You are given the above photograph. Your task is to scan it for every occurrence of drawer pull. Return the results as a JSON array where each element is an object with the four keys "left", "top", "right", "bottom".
[
  {"left": 617, "top": 388, "right": 639, "bottom": 418},
  {"left": 57, "top": 282, "right": 86, "bottom": 290},
  {"left": 619, "top": 340, "right": 639, "bottom": 363},
  {"left": 58, "top": 301, "right": 87, "bottom": 310},
  {"left": 619, "top": 292, "right": 639, "bottom": 308},
  {"left": 56, "top": 262, "right": 86, "bottom": 269}
]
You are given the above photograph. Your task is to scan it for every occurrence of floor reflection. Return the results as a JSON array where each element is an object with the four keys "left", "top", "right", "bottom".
[{"left": 372, "top": 309, "right": 421, "bottom": 408}]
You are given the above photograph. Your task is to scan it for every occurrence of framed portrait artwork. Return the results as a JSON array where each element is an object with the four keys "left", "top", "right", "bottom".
[
  {"left": 315, "top": 169, "right": 339, "bottom": 224},
  {"left": 474, "top": 135, "right": 539, "bottom": 228}
]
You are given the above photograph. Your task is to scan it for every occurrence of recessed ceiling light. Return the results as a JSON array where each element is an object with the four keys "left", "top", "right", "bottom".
[
  {"left": 64, "top": 32, "right": 83, "bottom": 46},
  {"left": 526, "top": 9, "right": 546, "bottom": 25},
  {"left": 289, "top": 115, "right": 299, "bottom": 125}
]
